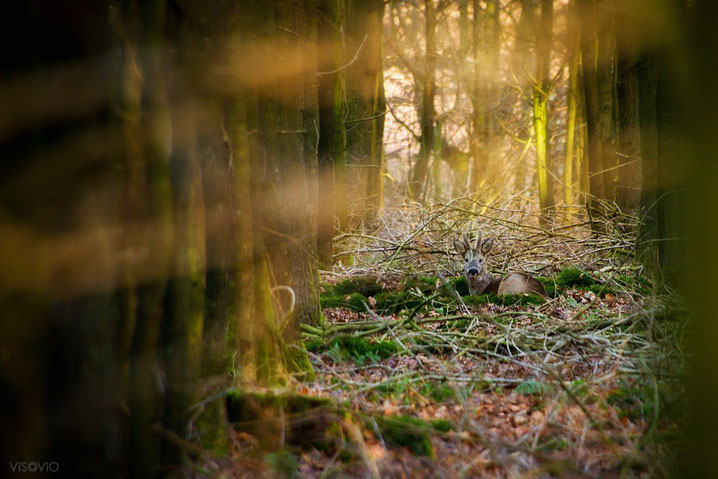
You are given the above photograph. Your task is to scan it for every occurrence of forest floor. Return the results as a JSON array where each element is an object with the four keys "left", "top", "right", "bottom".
[{"left": 220, "top": 199, "right": 689, "bottom": 478}]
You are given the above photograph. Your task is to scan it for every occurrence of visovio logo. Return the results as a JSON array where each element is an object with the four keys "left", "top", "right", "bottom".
[{"left": 9, "top": 461, "right": 60, "bottom": 473}]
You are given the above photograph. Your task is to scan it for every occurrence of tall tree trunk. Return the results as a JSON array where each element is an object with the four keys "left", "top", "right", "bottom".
[
  {"left": 345, "top": 0, "right": 386, "bottom": 223},
  {"left": 564, "top": 0, "right": 579, "bottom": 220},
  {"left": 257, "top": 0, "right": 322, "bottom": 352},
  {"left": 577, "top": 67, "right": 590, "bottom": 202},
  {"left": 596, "top": 0, "right": 617, "bottom": 202},
  {"left": 0, "top": 2, "right": 126, "bottom": 474},
  {"left": 123, "top": 2, "right": 175, "bottom": 476},
  {"left": 578, "top": 0, "right": 606, "bottom": 228},
  {"left": 635, "top": 51, "right": 660, "bottom": 280},
  {"left": 162, "top": 10, "right": 207, "bottom": 466},
  {"left": 470, "top": 0, "right": 485, "bottom": 195},
  {"left": 485, "top": 0, "right": 501, "bottom": 183},
  {"left": 409, "top": 0, "right": 436, "bottom": 202},
  {"left": 510, "top": 0, "right": 538, "bottom": 193},
  {"left": 363, "top": 0, "right": 386, "bottom": 220},
  {"left": 533, "top": 0, "right": 555, "bottom": 221},
  {"left": 317, "top": 0, "right": 345, "bottom": 268},
  {"left": 615, "top": 0, "right": 642, "bottom": 214}
]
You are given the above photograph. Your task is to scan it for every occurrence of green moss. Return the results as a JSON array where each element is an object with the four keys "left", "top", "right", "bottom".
[
  {"left": 587, "top": 283, "right": 617, "bottom": 297},
  {"left": 615, "top": 274, "right": 653, "bottom": 294},
  {"left": 323, "top": 277, "right": 384, "bottom": 297},
  {"left": 264, "top": 450, "right": 299, "bottom": 478},
  {"left": 463, "top": 294, "right": 490, "bottom": 306},
  {"left": 430, "top": 418, "right": 454, "bottom": 433},
  {"left": 320, "top": 292, "right": 368, "bottom": 311},
  {"left": 452, "top": 277, "right": 470, "bottom": 296},
  {"left": 374, "top": 291, "right": 425, "bottom": 314},
  {"left": 284, "top": 341, "right": 315, "bottom": 381},
  {"left": 329, "top": 335, "right": 398, "bottom": 362},
  {"left": 400, "top": 276, "right": 437, "bottom": 294},
  {"left": 496, "top": 293, "right": 546, "bottom": 306},
  {"left": 515, "top": 380, "right": 554, "bottom": 396},
  {"left": 376, "top": 376, "right": 409, "bottom": 398},
  {"left": 370, "top": 416, "right": 434, "bottom": 456},
  {"left": 338, "top": 448, "right": 353, "bottom": 462},
  {"left": 556, "top": 267, "right": 598, "bottom": 288},
  {"left": 539, "top": 437, "right": 568, "bottom": 452},
  {"left": 194, "top": 399, "right": 230, "bottom": 454},
  {"left": 420, "top": 382, "right": 455, "bottom": 402},
  {"left": 304, "top": 338, "right": 323, "bottom": 353},
  {"left": 537, "top": 276, "right": 557, "bottom": 297},
  {"left": 607, "top": 380, "right": 655, "bottom": 421}
]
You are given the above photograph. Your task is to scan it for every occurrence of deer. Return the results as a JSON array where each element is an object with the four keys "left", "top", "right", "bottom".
[{"left": 453, "top": 229, "right": 546, "bottom": 297}]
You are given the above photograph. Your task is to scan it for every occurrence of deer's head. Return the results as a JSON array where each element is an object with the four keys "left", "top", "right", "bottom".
[{"left": 453, "top": 230, "right": 494, "bottom": 281}]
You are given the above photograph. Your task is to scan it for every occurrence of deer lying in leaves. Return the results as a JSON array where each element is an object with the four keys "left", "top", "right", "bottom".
[{"left": 453, "top": 229, "right": 546, "bottom": 297}]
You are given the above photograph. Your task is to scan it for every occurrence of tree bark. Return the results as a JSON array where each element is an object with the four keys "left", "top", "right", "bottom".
[
  {"left": 470, "top": 0, "right": 485, "bottom": 195},
  {"left": 317, "top": 0, "right": 345, "bottom": 268},
  {"left": 615, "top": 0, "right": 642, "bottom": 214},
  {"left": 345, "top": 0, "right": 386, "bottom": 222},
  {"left": 635, "top": 51, "right": 660, "bottom": 279},
  {"left": 409, "top": 0, "right": 436, "bottom": 202},
  {"left": 533, "top": 0, "right": 555, "bottom": 221},
  {"left": 257, "top": 0, "right": 323, "bottom": 336},
  {"left": 578, "top": 0, "right": 606, "bottom": 228},
  {"left": 596, "top": 0, "right": 617, "bottom": 202},
  {"left": 162, "top": 8, "right": 207, "bottom": 466},
  {"left": 564, "top": 0, "right": 580, "bottom": 219}
]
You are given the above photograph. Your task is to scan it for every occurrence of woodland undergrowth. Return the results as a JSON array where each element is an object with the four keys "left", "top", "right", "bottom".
[{"left": 221, "top": 196, "right": 688, "bottom": 478}]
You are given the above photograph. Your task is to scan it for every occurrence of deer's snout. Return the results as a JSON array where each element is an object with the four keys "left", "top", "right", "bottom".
[{"left": 467, "top": 268, "right": 479, "bottom": 276}]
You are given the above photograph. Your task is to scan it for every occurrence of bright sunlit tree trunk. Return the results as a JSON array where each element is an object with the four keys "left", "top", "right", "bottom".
[
  {"left": 533, "top": 0, "right": 554, "bottom": 222},
  {"left": 364, "top": 0, "right": 386, "bottom": 221},
  {"left": 563, "top": 0, "right": 580, "bottom": 221},
  {"left": 470, "top": 0, "right": 485, "bottom": 195}
]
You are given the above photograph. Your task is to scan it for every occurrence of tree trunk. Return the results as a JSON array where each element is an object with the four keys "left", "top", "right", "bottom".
[
  {"left": 533, "top": 0, "right": 555, "bottom": 221},
  {"left": 510, "top": 0, "right": 538, "bottom": 193},
  {"left": 485, "top": 0, "right": 501, "bottom": 184},
  {"left": 564, "top": 0, "right": 579, "bottom": 220},
  {"left": 364, "top": 0, "right": 386, "bottom": 221},
  {"left": 162, "top": 11, "right": 207, "bottom": 465},
  {"left": 256, "top": 0, "right": 322, "bottom": 356},
  {"left": 635, "top": 51, "right": 660, "bottom": 280},
  {"left": 317, "top": 0, "right": 345, "bottom": 268},
  {"left": 409, "top": 0, "right": 436, "bottom": 202},
  {"left": 123, "top": 2, "right": 175, "bottom": 475},
  {"left": 578, "top": 0, "right": 606, "bottom": 228},
  {"left": 596, "top": 0, "right": 617, "bottom": 202},
  {"left": 615, "top": 0, "right": 642, "bottom": 214},
  {"left": 345, "top": 0, "right": 386, "bottom": 223},
  {"left": 470, "top": 0, "right": 485, "bottom": 195}
]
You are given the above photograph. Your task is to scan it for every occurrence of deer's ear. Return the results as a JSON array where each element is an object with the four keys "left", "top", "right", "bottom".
[
  {"left": 453, "top": 239, "right": 467, "bottom": 255},
  {"left": 462, "top": 233, "right": 471, "bottom": 251},
  {"left": 481, "top": 238, "right": 494, "bottom": 254}
]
